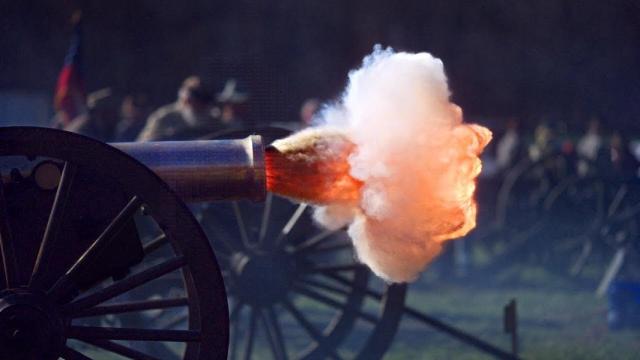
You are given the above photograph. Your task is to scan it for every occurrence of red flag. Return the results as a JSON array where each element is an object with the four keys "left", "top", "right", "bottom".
[{"left": 53, "top": 12, "right": 86, "bottom": 126}]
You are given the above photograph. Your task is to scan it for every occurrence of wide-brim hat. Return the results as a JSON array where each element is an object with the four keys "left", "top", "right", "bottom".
[{"left": 216, "top": 79, "right": 249, "bottom": 104}]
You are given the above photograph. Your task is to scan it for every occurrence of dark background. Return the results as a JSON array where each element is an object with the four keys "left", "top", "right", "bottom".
[{"left": 1, "top": 0, "right": 639, "bottom": 131}]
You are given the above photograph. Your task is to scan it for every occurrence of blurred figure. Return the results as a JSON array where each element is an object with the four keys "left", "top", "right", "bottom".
[
  {"left": 528, "top": 122, "right": 554, "bottom": 161},
  {"left": 113, "top": 94, "right": 149, "bottom": 142},
  {"left": 137, "top": 76, "right": 221, "bottom": 141},
  {"left": 576, "top": 116, "right": 603, "bottom": 175},
  {"left": 299, "top": 98, "right": 320, "bottom": 128},
  {"left": 216, "top": 79, "right": 249, "bottom": 130},
  {"left": 270, "top": 98, "right": 321, "bottom": 131},
  {"left": 609, "top": 132, "right": 640, "bottom": 181},
  {"left": 577, "top": 116, "right": 603, "bottom": 160},
  {"left": 495, "top": 117, "right": 521, "bottom": 172},
  {"left": 64, "top": 88, "right": 118, "bottom": 142}
]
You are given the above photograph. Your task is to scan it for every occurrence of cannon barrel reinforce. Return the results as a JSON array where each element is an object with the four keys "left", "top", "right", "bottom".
[{"left": 112, "top": 136, "right": 266, "bottom": 202}]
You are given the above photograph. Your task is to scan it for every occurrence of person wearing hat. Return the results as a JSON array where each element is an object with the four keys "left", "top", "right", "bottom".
[
  {"left": 113, "top": 93, "right": 150, "bottom": 142},
  {"left": 64, "top": 88, "right": 119, "bottom": 142},
  {"left": 137, "top": 76, "right": 223, "bottom": 141},
  {"left": 216, "top": 78, "right": 249, "bottom": 130}
]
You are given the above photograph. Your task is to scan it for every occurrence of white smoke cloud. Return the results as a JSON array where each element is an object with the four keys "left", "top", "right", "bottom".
[{"left": 310, "top": 46, "right": 491, "bottom": 282}]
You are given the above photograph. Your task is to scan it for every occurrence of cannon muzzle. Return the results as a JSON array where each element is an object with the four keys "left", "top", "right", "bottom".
[{"left": 113, "top": 136, "right": 265, "bottom": 202}]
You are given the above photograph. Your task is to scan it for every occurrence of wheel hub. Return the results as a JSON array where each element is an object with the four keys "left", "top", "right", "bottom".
[
  {"left": 0, "top": 288, "right": 65, "bottom": 360},
  {"left": 230, "top": 251, "right": 296, "bottom": 305}
]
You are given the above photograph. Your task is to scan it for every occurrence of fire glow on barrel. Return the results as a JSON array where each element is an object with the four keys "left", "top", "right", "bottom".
[{"left": 265, "top": 46, "right": 492, "bottom": 283}]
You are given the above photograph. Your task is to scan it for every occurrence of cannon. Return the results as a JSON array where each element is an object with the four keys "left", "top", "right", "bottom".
[
  {"left": 0, "top": 126, "right": 409, "bottom": 360},
  {"left": 0, "top": 126, "right": 518, "bottom": 360}
]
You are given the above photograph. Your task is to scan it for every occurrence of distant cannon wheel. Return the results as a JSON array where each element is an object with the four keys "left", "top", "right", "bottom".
[
  {"left": 488, "top": 152, "right": 608, "bottom": 271},
  {"left": 192, "top": 127, "right": 407, "bottom": 360},
  {"left": 583, "top": 180, "right": 640, "bottom": 286},
  {"left": 0, "top": 127, "right": 228, "bottom": 360}
]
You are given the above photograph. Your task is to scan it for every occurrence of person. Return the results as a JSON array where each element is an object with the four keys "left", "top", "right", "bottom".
[
  {"left": 64, "top": 88, "right": 118, "bottom": 142},
  {"left": 299, "top": 98, "right": 320, "bottom": 128},
  {"left": 528, "top": 122, "right": 554, "bottom": 162},
  {"left": 608, "top": 131, "right": 640, "bottom": 181},
  {"left": 576, "top": 116, "right": 603, "bottom": 176},
  {"left": 113, "top": 94, "right": 149, "bottom": 142},
  {"left": 137, "top": 76, "right": 222, "bottom": 141},
  {"left": 495, "top": 117, "right": 521, "bottom": 172},
  {"left": 270, "top": 98, "right": 321, "bottom": 132},
  {"left": 216, "top": 79, "right": 249, "bottom": 130},
  {"left": 577, "top": 116, "right": 603, "bottom": 160}
]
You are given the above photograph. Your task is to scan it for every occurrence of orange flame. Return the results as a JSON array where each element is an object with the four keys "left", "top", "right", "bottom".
[
  {"left": 265, "top": 123, "right": 491, "bottom": 242},
  {"left": 432, "top": 123, "right": 492, "bottom": 241},
  {"left": 266, "top": 129, "right": 362, "bottom": 205}
]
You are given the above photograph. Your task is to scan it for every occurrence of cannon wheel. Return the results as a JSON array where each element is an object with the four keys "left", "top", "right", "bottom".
[
  {"left": 195, "top": 127, "right": 407, "bottom": 360},
  {"left": 488, "top": 152, "right": 637, "bottom": 274},
  {"left": 0, "top": 127, "right": 228, "bottom": 359}
]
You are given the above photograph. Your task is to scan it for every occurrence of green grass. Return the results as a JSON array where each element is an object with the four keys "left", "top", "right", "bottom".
[
  {"left": 65, "top": 262, "right": 640, "bottom": 359},
  {"left": 385, "top": 266, "right": 640, "bottom": 360}
]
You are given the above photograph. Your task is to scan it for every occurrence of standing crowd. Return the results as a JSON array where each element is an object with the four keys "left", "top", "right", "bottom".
[
  {"left": 56, "top": 76, "right": 257, "bottom": 143},
  {"left": 490, "top": 116, "right": 640, "bottom": 181}
]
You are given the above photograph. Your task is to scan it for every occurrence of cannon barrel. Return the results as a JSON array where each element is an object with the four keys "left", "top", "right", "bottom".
[{"left": 112, "top": 135, "right": 265, "bottom": 202}]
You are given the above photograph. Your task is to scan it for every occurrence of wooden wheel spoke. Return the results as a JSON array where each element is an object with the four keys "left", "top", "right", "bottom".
[
  {"left": 243, "top": 307, "right": 258, "bottom": 360},
  {"left": 60, "top": 346, "right": 92, "bottom": 360},
  {"left": 298, "top": 276, "right": 350, "bottom": 297},
  {"left": 258, "top": 192, "right": 273, "bottom": 244},
  {"left": 260, "top": 306, "right": 288, "bottom": 360},
  {"left": 30, "top": 162, "right": 77, "bottom": 289},
  {"left": 230, "top": 300, "right": 245, "bottom": 323},
  {"left": 67, "top": 326, "right": 201, "bottom": 342},
  {"left": 275, "top": 203, "right": 308, "bottom": 247},
  {"left": 205, "top": 225, "right": 240, "bottom": 255},
  {"left": 292, "top": 229, "right": 342, "bottom": 253},
  {"left": 227, "top": 300, "right": 246, "bottom": 360},
  {"left": 232, "top": 202, "right": 252, "bottom": 248},
  {"left": 230, "top": 303, "right": 243, "bottom": 360},
  {"left": 229, "top": 310, "right": 240, "bottom": 360},
  {"left": 281, "top": 299, "right": 321, "bottom": 341},
  {"left": 299, "top": 241, "right": 351, "bottom": 258},
  {"left": 49, "top": 196, "right": 143, "bottom": 299},
  {"left": 293, "top": 284, "right": 378, "bottom": 324},
  {"left": 607, "top": 184, "right": 628, "bottom": 218},
  {"left": 320, "top": 272, "right": 384, "bottom": 301},
  {"left": 142, "top": 234, "right": 169, "bottom": 256},
  {"left": 281, "top": 299, "right": 341, "bottom": 360},
  {"left": 80, "top": 338, "right": 160, "bottom": 360},
  {"left": 198, "top": 212, "right": 240, "bottom": 254},
  {"left": 63, "top": 256, "right": 185, "bottom": 314},
  {"left": 72, "top": 297, "right": 189, "bottom": 318},
  {"left": 0, "top": 176, "right": 19, "bottom": 288}
]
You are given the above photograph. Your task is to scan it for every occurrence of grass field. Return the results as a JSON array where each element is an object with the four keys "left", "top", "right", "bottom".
[{"left": 385, "top": 264, "right": 640, "bottom": 360}]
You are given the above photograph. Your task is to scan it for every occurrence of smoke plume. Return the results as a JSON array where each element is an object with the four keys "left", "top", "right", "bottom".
[{"left": 272, "top": 46, "right": 491, "bottom": 282}]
